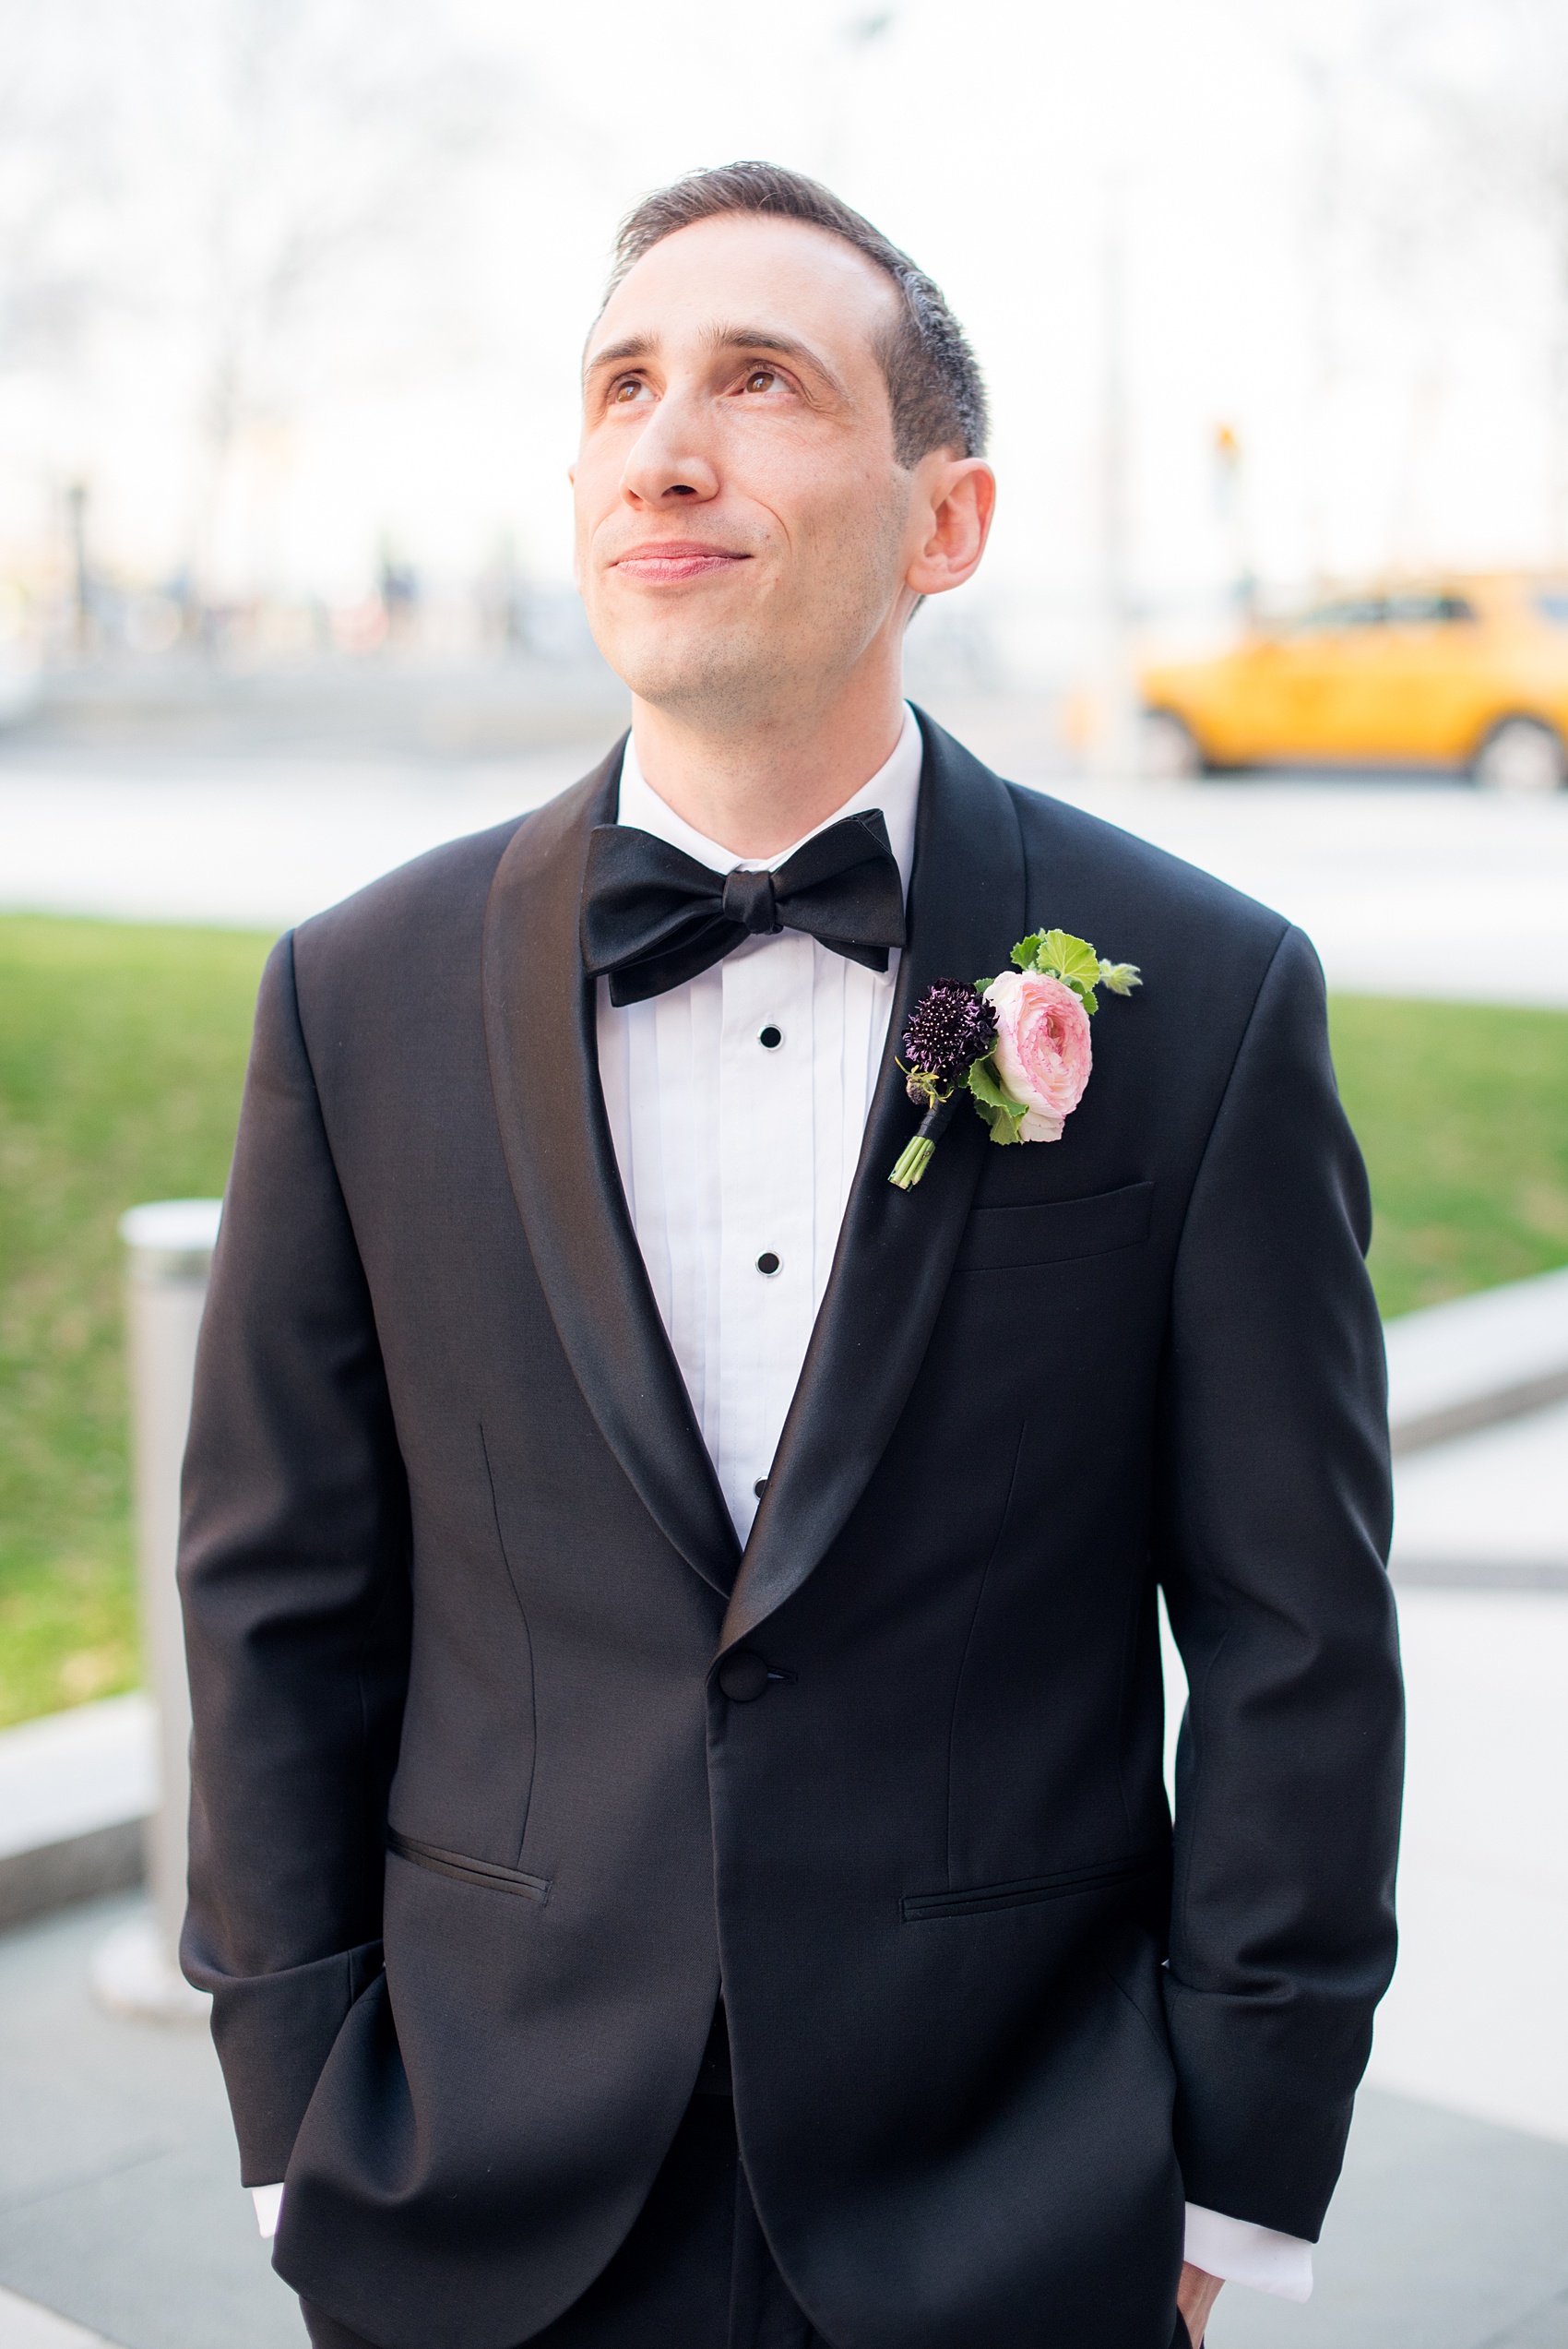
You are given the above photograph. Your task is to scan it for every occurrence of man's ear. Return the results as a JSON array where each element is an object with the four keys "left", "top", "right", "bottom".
[{"left": 906, "top": 458, "right": 995, "bottom": 600}]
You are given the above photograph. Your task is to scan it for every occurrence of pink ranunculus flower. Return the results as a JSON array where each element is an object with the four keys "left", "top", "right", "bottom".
[{"left": 982, "top": 970, "right": 1093, "bottom": 1141}]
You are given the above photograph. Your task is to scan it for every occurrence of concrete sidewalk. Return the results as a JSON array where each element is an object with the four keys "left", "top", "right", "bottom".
[
  {"left": 0, "top": 1701, "right": 154, "bottom": 1932},
  {"left": 1210, "top": 2087, "right": 1568, "bottom": 2349},
  {"left": 1384, "top": 1267, "right": 1568, "bottom": 1466},
  {"left": 3, "top": 741, "right": 1568, "bottom": 1008},
  {"left": 1, "top": 1894, "right": 1566, "bottom": 2349},
  {"left": 0, "top": 1899, "right": 303, "bottom": 2349},
  {"left": 1392, "top": 1399, "right": 1568, "bottom": 1589}
]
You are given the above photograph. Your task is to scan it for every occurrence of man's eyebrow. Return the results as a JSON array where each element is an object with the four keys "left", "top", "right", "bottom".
[
  {"left": 585, "top": 333, "right": 655, "bottom": 376},
  {"left": 583, "top": 324, "right": 849, "bottom": 400},
  {"left": 703, "top": 325, "right": 848, "bottom": 396}
]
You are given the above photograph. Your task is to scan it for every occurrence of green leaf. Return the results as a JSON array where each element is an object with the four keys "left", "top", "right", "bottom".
[
  {"left": 970, "top": 1094, "right": 1028, "bottom": 1144},
  {"left": 1034, "top": 929, "right": 1101, "bottom": 990},
  {"left": 1079, "top": 988, "right": 1099, "bottom": 1015},
  {"left": 966, "top": 1055, "right": 1021, "bottom": 1110},
  {"left": 1011, "top": 933, "right": 1043, "bottom": 971},
  {"left": 966, "top": 1055, "right": 1029, "bottom": 1144},
  {"left": 1098, "top": 959, "right": 1143, "bottom": 996}
]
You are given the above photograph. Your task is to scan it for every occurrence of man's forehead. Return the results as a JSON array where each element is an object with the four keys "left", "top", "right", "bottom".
[{"left": 587, "top": 213, "right": 897, "bottom": 368}]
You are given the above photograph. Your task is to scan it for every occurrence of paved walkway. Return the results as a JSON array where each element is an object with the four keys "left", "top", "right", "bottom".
[
  {"left": 1212, "top": 2088, "right": 1568, "bottom": 2349},
  {"left": 0, "top": 1898, "right": 302, "bottom": 2349},
  {"left": 3, "top": 726, "right": 1567, "bottom": 1008},
  {"left": 1, "top": 1880, "right": 1566, "bottom": 2349}
]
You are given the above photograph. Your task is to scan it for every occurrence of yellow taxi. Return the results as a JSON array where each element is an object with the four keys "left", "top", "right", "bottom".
[{"left": 1137, "top": 576, "right": 1568, "bottom": 789}]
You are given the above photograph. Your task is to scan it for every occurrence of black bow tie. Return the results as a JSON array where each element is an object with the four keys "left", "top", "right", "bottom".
[{"left": 580, "top": 809, "right": 907, "bottom": 1008}]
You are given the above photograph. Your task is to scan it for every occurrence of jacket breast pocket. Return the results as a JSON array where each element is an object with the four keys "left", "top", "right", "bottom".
[{"left": 954, "top": 1180, "right": 1154, "bottom": 1272}]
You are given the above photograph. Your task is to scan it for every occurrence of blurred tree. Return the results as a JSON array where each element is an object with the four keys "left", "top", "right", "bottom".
[
  {"left": 1474, "top": 0, "right": 1568, "bottom": 566},
  {"left": 1370, "top": 0, "right": 1568, "bottom": 566},
  {"left": 142, "top": 0, "right": 516, "bottom": 619},
  {"left": 0, "top": 0, "right": 519, "bottom": 625},
  {"left": 0, "top": 1, "right": 121, "bottom": 378}
]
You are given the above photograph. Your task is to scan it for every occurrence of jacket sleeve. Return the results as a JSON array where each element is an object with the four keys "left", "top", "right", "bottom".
[
  {"left": 178, "top": 931, "right": 411, "bottom": 2186},
  {"left": 1157, "top": 923, "right": 1403, "bottom": 2242}
]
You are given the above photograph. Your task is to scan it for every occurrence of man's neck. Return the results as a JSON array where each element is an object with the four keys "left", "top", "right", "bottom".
[{"left": 628, "top": 670, "right": 908, "bottom": 862}]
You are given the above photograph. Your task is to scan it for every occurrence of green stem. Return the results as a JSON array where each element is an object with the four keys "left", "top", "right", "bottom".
[
  {"left": 887, "top": 1089, "right": 961, "bottom": 1189},
  {"left": 888, "top": 1135, "right": 935, "bottom": 1190}
]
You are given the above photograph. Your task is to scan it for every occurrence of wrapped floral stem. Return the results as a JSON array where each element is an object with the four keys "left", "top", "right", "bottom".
[
  {"left": 888, "top": 1089, "right": 964, "bottom": 1191},
  {"left": 888, "top": 932, "right": 1141, "bottom": 1190}
]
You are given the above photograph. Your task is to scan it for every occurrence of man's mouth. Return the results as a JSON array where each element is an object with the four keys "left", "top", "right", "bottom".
[{"left": 611, "top": 542, "right": 749, "bottom": 584}]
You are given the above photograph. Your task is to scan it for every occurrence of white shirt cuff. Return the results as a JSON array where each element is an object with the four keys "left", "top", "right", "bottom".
[
  {"left": 1183, "top": 2202, "right": 1313, "bottom": 2301},
  {"left": 252, "top": 2182, "right": 285, "bottom": 2239}
]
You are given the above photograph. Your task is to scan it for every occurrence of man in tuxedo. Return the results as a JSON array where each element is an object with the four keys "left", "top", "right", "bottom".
[{"left": 179, "top": 163, "right": 1402, "bottom": 2349}]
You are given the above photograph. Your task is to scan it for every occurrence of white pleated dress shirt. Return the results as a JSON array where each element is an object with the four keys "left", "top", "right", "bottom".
[
  {"left": 596, "top": 707, "right": 921, "bottom": 1544},
  {"left": 256, "top": 704, "right": 1313, "bottom": 2302}
]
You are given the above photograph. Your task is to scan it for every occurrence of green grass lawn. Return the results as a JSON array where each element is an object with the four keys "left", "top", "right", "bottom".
[
  {"left": 0, "top": 917, "right": 272, "bottom": 1727},
  {"left": 2, "top": 912, "right": 1567, "bottom": 1729},
  {"left": 1328, "top": 995, "right": 1568, "bottom": 1318}
]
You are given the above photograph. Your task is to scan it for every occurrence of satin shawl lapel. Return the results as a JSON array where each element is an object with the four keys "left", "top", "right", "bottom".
[
  {"left": 722, "top": 715, "right": 1027, "bottom": 1648},
  {"left": 482, "top": 741, "right": 741, "bottom": 1598}
]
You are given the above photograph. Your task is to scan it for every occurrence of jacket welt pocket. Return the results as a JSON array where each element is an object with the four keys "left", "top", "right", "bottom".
[
  {"left": 954, "top": 1180, "right": 1154, "bottom": 1272},
  {"left": 902, "top": 1851, "right": 1159, "bottom": 1923},
  {"left": 387, "top": 1828, "right": 551, "bottom": 1903}
]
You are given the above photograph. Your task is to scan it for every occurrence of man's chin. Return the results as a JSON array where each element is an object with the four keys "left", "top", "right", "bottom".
[{"left": 588, "top": 623, "right": 783, "bottom": 721}]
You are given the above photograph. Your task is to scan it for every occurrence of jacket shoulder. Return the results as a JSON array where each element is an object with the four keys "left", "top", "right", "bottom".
[
  {"left": 992, "top": 775, "right": 1305, "bottom": 1049},
  {"left": 1004, "top": 780, "right": 1289, "bottom": 960}
]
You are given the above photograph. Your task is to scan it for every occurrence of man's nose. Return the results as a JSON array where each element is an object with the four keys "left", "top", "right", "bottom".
[{"left": 619, "top": 394, "right": 720, "bottom": 507}]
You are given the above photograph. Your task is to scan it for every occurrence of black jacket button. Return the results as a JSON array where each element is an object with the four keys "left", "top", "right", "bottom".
[{"left": 717, "top": 1650, "right": 771, "bottom": 1702}]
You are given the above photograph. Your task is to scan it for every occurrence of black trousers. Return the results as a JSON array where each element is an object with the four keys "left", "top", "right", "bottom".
[
  {"left": 300, "top": 2091, "right": 827, "bottom": 2349},
  {"left": 299, "top": 2088, "right": 1195, "bottom": 2349}
]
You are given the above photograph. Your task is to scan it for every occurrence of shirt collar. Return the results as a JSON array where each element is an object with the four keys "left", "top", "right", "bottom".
[{"left": 614, "top": 703, "right": 921, "bottom": 904}]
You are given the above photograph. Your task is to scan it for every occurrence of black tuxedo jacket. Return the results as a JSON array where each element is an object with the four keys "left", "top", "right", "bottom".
[{"left": 179, "top": 714, "right": 1402, "bottom": 2349}]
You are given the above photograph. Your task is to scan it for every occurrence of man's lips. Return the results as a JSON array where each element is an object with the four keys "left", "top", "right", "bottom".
[{"left": 611, "top": 542, "right": 750, "bottom": 584}]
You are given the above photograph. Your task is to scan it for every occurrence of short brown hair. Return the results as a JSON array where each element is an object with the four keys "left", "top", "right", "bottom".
[{"left": 606, "top": 161, "right": 988, "bottom": 468}]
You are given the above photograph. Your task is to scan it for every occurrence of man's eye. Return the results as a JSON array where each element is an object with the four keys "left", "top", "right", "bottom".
[
  {"left": 612, "top": 379, "right": 647, "bottom": 404},
  {"left": 742, "top": 369, "right": 778, "bottom": 395}
]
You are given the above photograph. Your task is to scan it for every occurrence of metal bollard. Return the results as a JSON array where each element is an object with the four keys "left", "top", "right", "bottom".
[{"left": 90, "top": 1198, "right": 222, "bottom": 2022}]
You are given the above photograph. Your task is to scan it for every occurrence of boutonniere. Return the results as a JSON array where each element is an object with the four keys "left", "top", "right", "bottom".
[{"left": 888, "top": 929, "right": 1141, "bottom": 1190}]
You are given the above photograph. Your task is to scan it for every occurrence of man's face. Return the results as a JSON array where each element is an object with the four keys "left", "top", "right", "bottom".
[{"left": 573, "top": 213, "right": 929, "bottom": 724}]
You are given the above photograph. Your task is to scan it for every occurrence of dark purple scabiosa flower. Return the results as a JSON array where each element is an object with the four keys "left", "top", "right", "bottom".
[
  {"left": 900, "top": 980, "right": 997, "bottom": 1101},
  {"left": 889, "top": 980, "right": 1000, "bottom": 1190}
]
